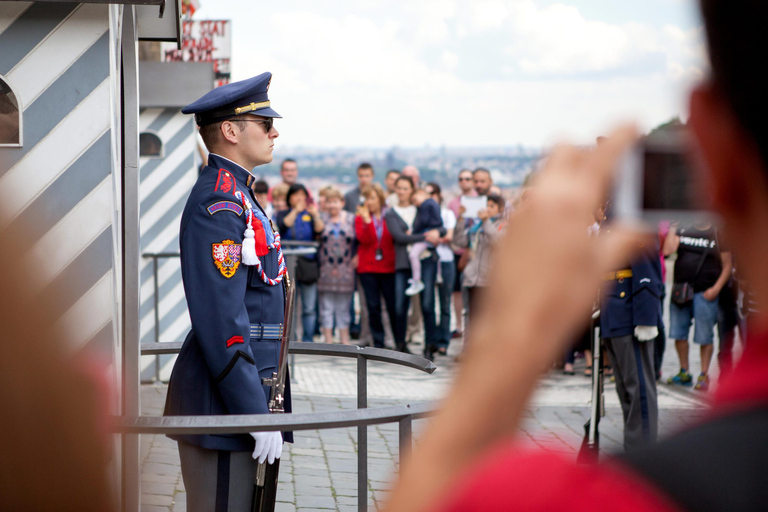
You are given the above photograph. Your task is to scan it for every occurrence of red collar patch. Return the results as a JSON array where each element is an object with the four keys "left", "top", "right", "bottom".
[{"left": 214, "top": 168, "right": 236, "bottom": 195}]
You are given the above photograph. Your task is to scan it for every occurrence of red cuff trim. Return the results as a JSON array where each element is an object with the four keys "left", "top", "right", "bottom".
[{"left": 226, "top": 335, "right": 244, "bottom": 348}]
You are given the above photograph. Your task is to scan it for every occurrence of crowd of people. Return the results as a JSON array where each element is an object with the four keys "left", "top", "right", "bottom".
[{"left": 250, "top": 158, "right": 509, "bottom": 361}]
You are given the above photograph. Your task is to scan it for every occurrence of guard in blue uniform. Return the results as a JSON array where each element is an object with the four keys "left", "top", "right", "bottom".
[
  {"left": 163, "top": 72, "right": 292, "bottom": 512},
  {"left": 600, "top": 239, "right": 664, "bottom": 450}
]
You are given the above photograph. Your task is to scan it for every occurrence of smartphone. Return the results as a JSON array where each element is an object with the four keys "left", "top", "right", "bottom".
[
  {"left": 358, "top": 195, "right": 366, "bottom": 207},
  {"left": 611, "top": 131, "right": 719, "bottom": 227}
]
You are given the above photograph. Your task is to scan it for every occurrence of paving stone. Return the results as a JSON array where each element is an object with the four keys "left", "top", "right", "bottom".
[
  {"left": 141, "top": 481, "right": 176, "bottom": 496},
  {"left": 140, "top": 506, "right": 170, "bottom": 512},
  {"left": 275, "top": 503, "right": 296, "bottom": 512},
  {"left": 296, "top": 496, "right": 337, "bottom": 509},
  {"left": 141, "top": 493, "right": 174, "bottom": 506}
]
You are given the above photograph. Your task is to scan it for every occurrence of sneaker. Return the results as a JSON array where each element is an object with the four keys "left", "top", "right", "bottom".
[
  {"left": 694, "top": 373, "right": 710, "bottom": 391},
  {"left": 405, "top": 280, "right": 425, "bottom": 296},
  {"left": 450, "top": 330, "right": 463, "bottom": 339},
  {"left": 667, "top": 369, "right": 693, "bottom": 386}
]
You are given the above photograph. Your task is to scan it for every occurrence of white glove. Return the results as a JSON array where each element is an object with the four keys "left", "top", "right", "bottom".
[
  {"left": 250, "top": 431, "right": 283, "bottom": 464},
  {"left": 634, "top": 325, "right": 658, "bottom": 342}
]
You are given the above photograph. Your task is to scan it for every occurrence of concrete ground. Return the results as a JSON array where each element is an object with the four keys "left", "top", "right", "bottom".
[{"left": 138, "top": 328, "right": 711, "bottom": 512}]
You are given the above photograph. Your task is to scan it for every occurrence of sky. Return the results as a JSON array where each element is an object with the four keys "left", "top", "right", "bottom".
[{"left": 192, "top": 0, "right": 707, "bottom": 149}]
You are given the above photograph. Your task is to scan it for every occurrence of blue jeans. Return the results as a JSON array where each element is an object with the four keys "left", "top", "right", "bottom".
[
  {"left": 394, "top": 270, "right": 412, "bottom": 347},
  {"left": 297, "top": 281, "right": 318, "bottom": 342},
  {"left": 395, "top": 257, "right": 439, "bottom": 349},
  {"left": 420, "top": 256, "right": 439, "bottom": 350},
  {"left": 669, "top": 291, "right": 719, "bottom": 345},
  {"left": 436, "top": 260, "right": 456, "bottom": 349}
]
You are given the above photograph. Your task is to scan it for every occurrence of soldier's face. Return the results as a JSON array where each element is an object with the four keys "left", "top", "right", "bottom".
[{"left": 241, "top": 116, "right": 278, "bottom": 167}]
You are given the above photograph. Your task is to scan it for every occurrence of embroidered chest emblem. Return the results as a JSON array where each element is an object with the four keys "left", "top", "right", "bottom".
[{"left": 212, "top": 239, "right": 242, "bottom": 278}]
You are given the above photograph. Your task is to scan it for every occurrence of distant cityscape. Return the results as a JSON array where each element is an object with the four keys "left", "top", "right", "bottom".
[{"left": 253, "top": 145, "right": 543, "bottom": 196}]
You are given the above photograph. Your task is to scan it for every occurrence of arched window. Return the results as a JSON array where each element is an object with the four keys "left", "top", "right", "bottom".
[
  {"left": 139, "top": 132, "right": 163, "bottom": 157},
  {"left": 0, "top": 76, "right": 21, "bottom": 147}
]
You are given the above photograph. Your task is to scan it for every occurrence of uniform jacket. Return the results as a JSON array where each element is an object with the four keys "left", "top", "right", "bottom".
[
  {"left": 600, "top": 240, "right": 664, "bottom": 339},
  {"left": 164, "top": 154, "right": 292, "bottom": 451}
]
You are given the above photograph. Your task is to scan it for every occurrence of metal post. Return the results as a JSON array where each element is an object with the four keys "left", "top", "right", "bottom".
[
  {"left": 398, "top": 415, "right": 412, "bottom": 461},
  {"left": 357, "top": 353, "right": 367, "bottom": 512},
  {"left": 120, "top": 7, "right": 141, "bottom": 512},
  {"left": 152, "top": 256, "right": 160, "bottom": 382}
]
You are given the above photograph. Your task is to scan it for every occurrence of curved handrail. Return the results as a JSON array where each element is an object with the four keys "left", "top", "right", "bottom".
[
  {"left": 115, "top": 401, "right": 436, "bottom": 434},
  {"left": 141, "top": 341, "right": 437, "bottom": 374}
]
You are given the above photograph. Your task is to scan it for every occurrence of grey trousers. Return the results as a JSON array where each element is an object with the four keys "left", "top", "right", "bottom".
[
  {"left": 604, "top": 335, "right": 658, "bottom": 450},
  {"left": 178, "top": 441, "right": 258, "bottom": 512}
]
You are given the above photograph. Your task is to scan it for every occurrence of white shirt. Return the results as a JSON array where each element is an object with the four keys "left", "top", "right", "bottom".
[
  {"left": 436, "top": 207, "right": 457, "bottom": 262},
  {"left": 392, "top": 204, "right": 417, "bottom": 231}
]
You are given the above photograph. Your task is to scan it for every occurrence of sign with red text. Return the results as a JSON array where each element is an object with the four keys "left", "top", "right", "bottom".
[{"left": 161, "top": 20, "right": 231, "bottom": 87}]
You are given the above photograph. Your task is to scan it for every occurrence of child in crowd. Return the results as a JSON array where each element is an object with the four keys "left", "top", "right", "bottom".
[
  {"left": 405, "top": 188, "right": 443, "bottom": 296},
  {"left": 252, "top": 179, "right": 272, "bottom": 218}
]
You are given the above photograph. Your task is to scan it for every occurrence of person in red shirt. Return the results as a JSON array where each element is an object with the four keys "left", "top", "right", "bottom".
[
  {"left": 355, "top": 183, "right": 398, "bottom": 350},
  {"left": 383, "top": 2, "right": 768, "bottom": 511}
]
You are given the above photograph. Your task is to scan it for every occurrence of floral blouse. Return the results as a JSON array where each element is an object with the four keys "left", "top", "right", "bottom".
[{"left": 317, "top": 211, "right": 356, "bottom": 293}]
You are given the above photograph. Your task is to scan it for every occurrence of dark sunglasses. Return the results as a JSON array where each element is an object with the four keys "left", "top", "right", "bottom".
[
  {"left": 459, "top": 176, "right": 473, "bottom": 181},
  {"left": 238, "top": 117, "right": 274, "bottom": 133}
]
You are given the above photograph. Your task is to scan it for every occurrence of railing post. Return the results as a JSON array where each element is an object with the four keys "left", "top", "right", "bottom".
[
  {"left": 357, "top": 353, "right": 368, "bottom": 512},
  {"left": 399, "top": 414, "right": 413, "bottom": 461},
  {"left": 152, "top": 256, "right": 161, "bottom": 383}
]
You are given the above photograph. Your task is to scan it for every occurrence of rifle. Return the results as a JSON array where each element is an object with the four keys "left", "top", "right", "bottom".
[
  {"left": 577, "top": 309, "right": 604, "bottom": 464},
  {"left": 252, "top": 273, "right": 296, "bottom": 512}
]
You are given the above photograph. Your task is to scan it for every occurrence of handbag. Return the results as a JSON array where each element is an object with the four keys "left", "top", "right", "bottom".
[
  {"left": 294, "top": 255, "right": 320, "bottom": 284},
  {"left": 670, "top": 243, "right": 711, "bottom": 305},
  {"left": 457, "top": 249, "right": 472, "bottom": 273},
  {"left": 670, "top": 282, "right": 694, "bottom": 305}
]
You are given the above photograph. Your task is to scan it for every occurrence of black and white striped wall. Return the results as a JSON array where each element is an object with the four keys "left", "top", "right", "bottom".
[{"left": 138, "top": 107, "right": 199, "bottom": 381}]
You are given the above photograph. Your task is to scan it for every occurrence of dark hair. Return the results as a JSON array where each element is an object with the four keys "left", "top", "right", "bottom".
[
  {"left": 253, "top": 179, "right": 269, "bottom": 194},
  {"left": 473, "top": 167, "right": 491, "bottom": 177},
  {"left": 426, "top": 182, "right": 442, "bottom": 204},
  {"left": 286, "top": 183, "right": 309, "bottom": 206},
  {"left": 395, "top": 175, "right": 415, "bottom": 190},
  {"left": 386, "top": 169, "right": 401, "bottom": 178},
  {"left": 281, "top": 158, "right": 297, "bottom": 170},
  {"left": 357, "top": 162, "right": 374, "bottom": 175},
  {"left": 701, "top": 0, "right": 768, "bottom": 166},
  {"left": 487, "top": 193, "right": 505, "bottom": 211}
]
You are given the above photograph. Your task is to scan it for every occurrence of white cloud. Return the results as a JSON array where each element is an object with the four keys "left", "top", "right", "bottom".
[
  {"left": 469, "top": 0, "right": 510, "bottom": 31},
  {"left": 220, "top": 0, "right": 705, "bottom": 147}
]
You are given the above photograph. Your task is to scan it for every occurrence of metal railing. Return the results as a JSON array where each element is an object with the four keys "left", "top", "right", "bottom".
[
  {"left": 141, "top": 241, "right": 320, "bottom": 382},
  {"left": 119, "top": 341, "right": 438, "bottom": 512}
]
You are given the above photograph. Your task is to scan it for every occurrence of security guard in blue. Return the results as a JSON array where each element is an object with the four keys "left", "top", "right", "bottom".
[
  {"left": 163, "top": 72, "right": 292, "bottom": 512},
  {"left": 600, "top": 238, "right": 664, "bottom": 451}
]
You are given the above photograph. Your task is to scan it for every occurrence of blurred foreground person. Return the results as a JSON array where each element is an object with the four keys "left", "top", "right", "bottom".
[
  {"left": 0, "top": 228, "right": 112, "bottom": 510},
  {"left": 384, "top": 3, "right": 768, "bottom": 510}
]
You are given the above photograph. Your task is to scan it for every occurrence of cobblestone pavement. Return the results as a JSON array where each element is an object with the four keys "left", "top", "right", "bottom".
[{"left": 138, "top": 329, "right": 714, "bottom": 512}]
